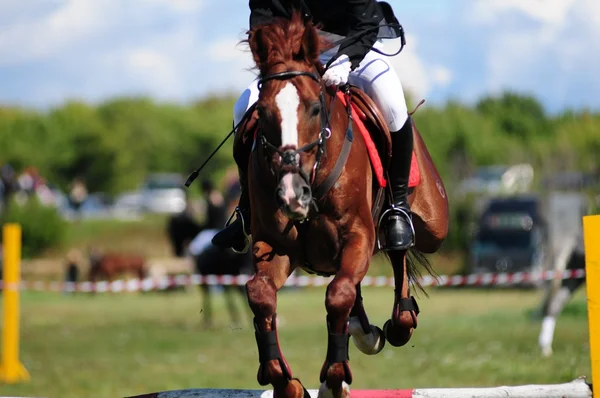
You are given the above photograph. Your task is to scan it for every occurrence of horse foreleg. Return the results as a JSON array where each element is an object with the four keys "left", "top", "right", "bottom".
[
  {"left": 348, "top": 283, "right": 385, "bottom": 355},
  {"left": 319, "top": 232, "right": 371, "bottom": 398},
  {"left": 246, "top": 241, "right": 305, "bottom": 398},
  {"left": 384, "top": 250, "right": 419, "bottom": 347}
]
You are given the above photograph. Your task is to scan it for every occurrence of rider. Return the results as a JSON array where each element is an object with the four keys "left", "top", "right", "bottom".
[{"left": 212, "top": 0, "right": 416, "bottom": 253}]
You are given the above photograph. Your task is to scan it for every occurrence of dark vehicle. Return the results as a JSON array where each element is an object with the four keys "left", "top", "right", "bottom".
[{"left": 468, "top": 195, "right": 550, "bottom": 279}]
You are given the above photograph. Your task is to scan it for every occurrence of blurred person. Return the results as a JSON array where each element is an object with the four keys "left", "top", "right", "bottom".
[
  {"left": 187, "top": 179, "right": 227, "bottom": 257},
  {"left": 63, "top": 248, "right": 82, "bottom": 294},
  {"left": 166, "top": 179, "right": 226, "bottom": 259},
  {"left": 202, "top": 178, "right": 227, "bottom": 230},
  {"left": 211, "top": 0, "right": 417, "bottom": 254},
  {"left": 166, "top": 197, "right": 203, "bottom": 258},
  {"left": 0, "top": 164, "right": 17, "bottom": 212},
  {"left": 35, "top": 177, "right": 57, "bottom": 206},
  {"left": 68, "top": 176, "right": 88, "bottom": 217},
  {"left": 17, "top": 166, "right": 41, "bottom": 197}
]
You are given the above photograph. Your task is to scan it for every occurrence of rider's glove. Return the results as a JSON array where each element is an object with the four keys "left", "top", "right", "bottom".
[{"left": 322, "top": 55, "right": 351, "bottom": 87}]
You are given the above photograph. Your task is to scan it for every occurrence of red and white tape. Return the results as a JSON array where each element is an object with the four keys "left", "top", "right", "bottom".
[{"left": 0, "top": 269, "right": 585, "bottom": 293}]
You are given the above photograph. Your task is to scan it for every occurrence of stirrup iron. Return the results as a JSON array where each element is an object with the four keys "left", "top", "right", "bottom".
[
  {"left": 376, "top": 206, "right": 416, "bottom": 251},
  {"left": 224, "top": 206, "right": 251, "bottom": 254}
]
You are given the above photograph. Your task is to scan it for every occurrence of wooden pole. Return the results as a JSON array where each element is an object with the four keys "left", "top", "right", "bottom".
[
  {"left": 0, "top": 223, "right": 30, "bottom": 383},
  {"left": 583, "top": 215, "right": 599, "bottom": 393}
]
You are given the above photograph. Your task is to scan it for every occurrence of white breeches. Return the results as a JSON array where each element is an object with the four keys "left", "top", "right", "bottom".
[
  {"left": 233, "top": 40, "right": 409, "bottom": 132},
  {"left": 187, "top": 229, "right": 217, "bottom": 257}
]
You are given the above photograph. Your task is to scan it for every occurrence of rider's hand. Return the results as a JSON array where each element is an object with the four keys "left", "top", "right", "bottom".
[{"left": 322, "top": 55, "right": 351, "bottom": 87}]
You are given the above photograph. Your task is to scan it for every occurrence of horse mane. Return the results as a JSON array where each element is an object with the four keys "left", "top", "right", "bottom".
[{"left": 246, "top": 11, "right": 327, "bottom": 77}]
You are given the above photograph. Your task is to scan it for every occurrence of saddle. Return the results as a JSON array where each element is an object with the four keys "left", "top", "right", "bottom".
[{"left": 347, "top": 86, "right": 392, "bottom": 174}]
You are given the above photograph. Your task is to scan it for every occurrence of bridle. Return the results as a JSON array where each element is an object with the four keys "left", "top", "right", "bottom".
[
  {"left": 254, "top": 70, "right": 354, "bottom": 211},
  {"left": 255, "top": 70, "right": 332, "bottom": 188}
]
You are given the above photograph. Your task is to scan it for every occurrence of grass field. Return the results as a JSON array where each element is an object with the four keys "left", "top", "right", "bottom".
[
  {"left": 54, "top": 215, "right": 175, "bottom": 259},
  {"left": 0, "top": 286, "right": 590, "bottom": 398}
]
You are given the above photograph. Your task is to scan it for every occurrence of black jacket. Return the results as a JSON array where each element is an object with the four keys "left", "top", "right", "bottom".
[{"left": 249, "top": 0, "right": 393, "bottom": 69}]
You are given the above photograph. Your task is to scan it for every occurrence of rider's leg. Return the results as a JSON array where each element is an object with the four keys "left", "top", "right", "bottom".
[
  {"left": 348, "top": 41, "right": 414, "bottom": 250},
  {"left": 211, "top": 80, "right": 260, "bottom": 252}
]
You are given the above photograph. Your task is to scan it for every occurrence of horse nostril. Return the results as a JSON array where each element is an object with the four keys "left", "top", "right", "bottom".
[{"left": 300, "top": 185, "right": 311, "bottom": 202}]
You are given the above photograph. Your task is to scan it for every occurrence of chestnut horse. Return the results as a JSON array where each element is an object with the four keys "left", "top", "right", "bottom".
[
  {"left": 236, "top": 13, "right": 448, "bottom": 398},
  {"left": 88, "top": 249, "right": 147, "bottom": 284}
]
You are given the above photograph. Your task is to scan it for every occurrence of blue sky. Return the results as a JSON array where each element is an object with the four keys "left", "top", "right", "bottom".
[{"left": 1, "top": 0, "right": 599, "bottom": 114}]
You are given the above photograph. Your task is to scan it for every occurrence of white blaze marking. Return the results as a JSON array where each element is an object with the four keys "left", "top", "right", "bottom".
[
  {"left": 281, "top": 173, "right": 296, "bottom": 204},
  {"left": 275, "top": 82, "right": 300, "bottom": 147}
]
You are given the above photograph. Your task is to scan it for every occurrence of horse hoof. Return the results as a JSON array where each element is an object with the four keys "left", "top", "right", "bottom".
[
  {"left": 383, "top": 319, "right": 413, "bottom": 347},
  {"left": 317, "top": 381, "right": 350, "bottom": 398},
  {"left": 273, "top": 378, "right": 307, "bottom": 398},
  {"left": 350, "top": 324, "right": 385, "bottom": 355}
]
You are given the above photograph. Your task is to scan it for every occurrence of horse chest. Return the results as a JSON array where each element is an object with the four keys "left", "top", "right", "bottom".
[{"left": 299, "top": 217, "right": 342, "bottom": 276}]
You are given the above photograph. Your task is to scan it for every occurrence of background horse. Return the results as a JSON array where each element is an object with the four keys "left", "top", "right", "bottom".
[
  {"left": 537, "top": 231, "right": 586, "bottom": 357},
  {"left": 88, "top": 248, "right": 147, "bottom": 283},
  {"left": 235, "top": 13, "right": 448, "bottom": 398},
  {"left": 166, "top": 184, "right": 253, "bottom": 328}
]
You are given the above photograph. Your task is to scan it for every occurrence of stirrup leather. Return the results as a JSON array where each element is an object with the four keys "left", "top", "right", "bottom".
[
  {"left": 224, "top": 206, "right": 251, "bottom": 254},
  {"left": 376, "top": 205, "right": 416, "bottom": 250}
]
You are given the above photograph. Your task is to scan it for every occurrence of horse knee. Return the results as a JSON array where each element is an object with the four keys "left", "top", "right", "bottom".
[
  {"left": 326, "top": 279, "right": 356, "bottom": 319},
  {"left": 246, "top": 277, "right": 277, "bottom": 316}
]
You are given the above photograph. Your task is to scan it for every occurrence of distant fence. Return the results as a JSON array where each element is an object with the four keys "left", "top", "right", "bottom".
[{"left": 0, "top": 269, "right": 585, "bottom": 294}]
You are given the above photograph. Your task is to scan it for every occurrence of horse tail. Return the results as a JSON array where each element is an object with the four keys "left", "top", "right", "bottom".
[
  {"left": 380, "top": 246, "right": 437, "bottom": 296},
  {"left": 405, "top": 248, "right": 438, "bottom": 297}
]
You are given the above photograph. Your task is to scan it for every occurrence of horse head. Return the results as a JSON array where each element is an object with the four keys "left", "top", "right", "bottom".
[{"left": 247, "top": 12, "right": 329, "bottom": 221}]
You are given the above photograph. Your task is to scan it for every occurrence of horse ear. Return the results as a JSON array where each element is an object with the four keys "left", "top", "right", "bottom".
[
  {"left": 301, "top": 23, "right": 320, "bottom": 65},
  {"left": 248, "top": 28, "right": 271, "bottom": 70}
]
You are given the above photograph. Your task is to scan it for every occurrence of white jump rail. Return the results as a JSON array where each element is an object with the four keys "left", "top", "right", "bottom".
[{"left": 127, "top": 377, "right": 592, "bottom": 398}]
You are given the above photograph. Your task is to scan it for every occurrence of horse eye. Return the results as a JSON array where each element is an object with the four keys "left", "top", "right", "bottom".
[{"left": 309, "top": 102, "right": 321, "bottom": 118}]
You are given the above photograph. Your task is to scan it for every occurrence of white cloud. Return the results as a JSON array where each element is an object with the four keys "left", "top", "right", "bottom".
[
  {"left": 383, "top": 35, "right": 453, "bottom": 101},
  {"left": 149, "top": 0, "right": 204, "bottom": 13},
  {"left": 0, "top": 1, "right": 110, "bottom": 65},
  {"left": 208, "top": 39, "right": 250, "bottom": 62},
  {"left": 125, "top": 49, "right": 180, "bottom": 95},
  {"left": 441, "top": 0, "right": 600, "bottom": 110},
  {"left": 471, "top": 0, "right": 575, "bottom": 26},
  {"left": 0, "top": 0, "right": 205, "bottom": 67},
  {"left": 206, "top": 38, "right": 257, "bottom": 94},
  {"left": 430, "top": 66, "right": 453, "bottom": 87}
]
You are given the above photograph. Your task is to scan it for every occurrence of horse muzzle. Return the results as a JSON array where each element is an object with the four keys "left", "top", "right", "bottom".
[{"left": 276, "top": 172, "right": 312, "bottom": 220}]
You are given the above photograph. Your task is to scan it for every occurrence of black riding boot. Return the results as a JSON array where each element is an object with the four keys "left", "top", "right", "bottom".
[
  {"left": 381, "top": 116, "right": 415, "bottom": 251},
  {"left": 211, "top": 169, "right": 251, "bottom": 253}
]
